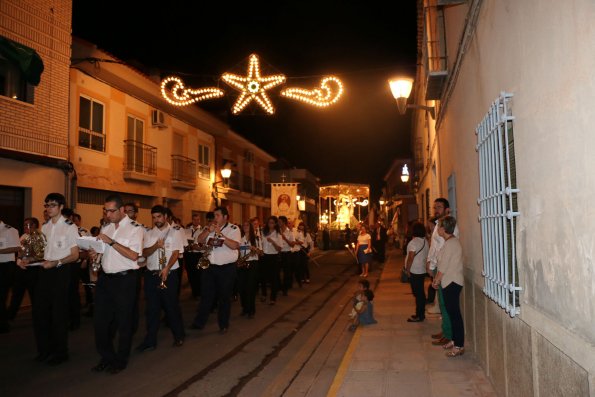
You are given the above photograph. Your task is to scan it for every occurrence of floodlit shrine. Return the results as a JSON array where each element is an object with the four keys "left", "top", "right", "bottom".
[{"left": 318, "top": 183, "right": 370, "bottom": 229}]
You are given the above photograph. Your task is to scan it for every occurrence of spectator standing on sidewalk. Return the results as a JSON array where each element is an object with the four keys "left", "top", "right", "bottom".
[
  {"left": 404, "top": 223, "right": 429, "bottom": 322},
  {"left": 433, "top": 216, "right": 465, "bottom": 357}
]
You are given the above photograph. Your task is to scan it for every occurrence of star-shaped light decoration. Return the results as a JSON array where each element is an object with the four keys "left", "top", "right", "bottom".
[{"left": 221, "top": 54, "right": 286, "bottom": 115}]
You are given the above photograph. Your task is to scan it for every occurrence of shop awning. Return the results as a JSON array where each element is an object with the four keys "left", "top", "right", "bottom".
[{"left": 0, "top": 36, "right": 44, "bottom": 86}]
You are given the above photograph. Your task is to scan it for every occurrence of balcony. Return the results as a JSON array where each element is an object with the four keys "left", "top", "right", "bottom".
[
  {"left": 424, "top": 6, "right": 448, "bottom": 100},
  {"left": 254, "top": 179, "right": 265, "bottom": 197},
  {"left": 242, "top": 175, "right": 253, "bottom": 194},
  {"left": 123, "top": 140, "right": 157, "bottom": 182},
  {"left": 228, "top": 172, "right": 240, "bottom": 191},
  {"left": 171, "top": 155, "right": 196, "bottom": 189}
]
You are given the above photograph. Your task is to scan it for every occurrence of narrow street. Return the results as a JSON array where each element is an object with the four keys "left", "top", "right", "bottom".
[{"left": 0, "top": 250, "right": 374, "bottom": 397}]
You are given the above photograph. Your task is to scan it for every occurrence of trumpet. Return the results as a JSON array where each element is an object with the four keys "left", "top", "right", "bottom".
[
  {"left": 197, "top": 244, "right": 213, "bottom": 269},
  {"left": 158, "top": 244, "right": 167, "bottom": 289},
  {"left": 91, "top": 253, "right": 103, "bottom": 272},
  {"left": 237, "top": 246, "right": 258, "bottom": 269}
]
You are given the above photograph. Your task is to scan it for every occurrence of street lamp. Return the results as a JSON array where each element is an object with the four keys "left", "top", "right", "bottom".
[
  {"left": 379, "top": 197, "right": 385, "bottom": 206},
  {"left": 213, "top": 161, "right": 233, "bottom": 206},
  {"left": 401, "top": 164, "right": 410, "bottom": 183},
  {"left": 220, "top": 163, "right": 232, "bottom": 179},
  {"left": 388, "top": 77, "right": 436, "bottom": 119}
]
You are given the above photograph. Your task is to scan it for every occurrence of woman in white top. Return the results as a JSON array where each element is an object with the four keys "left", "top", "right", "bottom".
[
  {"left": 237, "top": 221, "right": 260, "bottom": 318},
  {"left": 355, "top": 225, "right": 373, "bottom": 277},
  {"left": 260, "top": 216, "right": 282, "bottom": 304},
  {"left": 295, "top": 222, "right": 313, "bottom": 284},
  {"left": 404, "top": 222, "right": 429, "bottom": 322}
]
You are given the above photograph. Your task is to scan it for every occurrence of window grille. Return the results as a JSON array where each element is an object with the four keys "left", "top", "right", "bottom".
[{"left": 476, "top": 92, "right": 521, "bottom": 317}]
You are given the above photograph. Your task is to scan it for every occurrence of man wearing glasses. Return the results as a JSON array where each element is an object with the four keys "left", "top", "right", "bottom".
[
  {"left": 18, "top": 193, "right": 80, "bottom": 365},
  {"left": 88, "top": 194, "right": 144, "bottom": 374}
]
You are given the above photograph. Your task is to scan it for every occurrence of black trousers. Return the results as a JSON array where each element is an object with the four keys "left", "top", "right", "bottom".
[
  {"left": 94, "top": 271, "right": 138, "bottom": 368},
  {"left": 409, "top": 273, "right": 427, "bottom": 320},
  {"left": 8, "top": 264, "right": 39, "bottom": 319},
  {"left": 290, "top": 252, "right": 302, "bottom": 287},
  {"left": 280, "top": 252, "right": 293, "bottom": 293},
  {"left": 192, "top": 263, "right": 236, "bottom": 330},
  {"left": 143, "top": 269, "right": 184, "bottom": 346},
  {"left": 184, "top": 252, "right": 202, "bottom": 297},
  {"left": 237, "top": 263, "right": 257, "bottom": 315},
  {"left": 0, "top": 261, "right": 16, "bottom": 331},
  {"left": 298, "top": 251, "right": 310, "bottom": 281},
  {"left": 260, "top": 254, "right": 280, "bottom": 301},
  {"left": 79, "top": 261, "right": 93, "bottom": 306},
  {"left": 68, "top": 262, "right": 81, "bottom": 327},
  {"left": 442, "top": 282, "right": 464, "bottom": 347},
  {"left": 33, "top": 265, "right": 71, "bottom": 358}
]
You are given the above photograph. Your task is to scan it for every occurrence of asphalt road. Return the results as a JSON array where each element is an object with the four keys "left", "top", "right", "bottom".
[{"left": 0, "top": 250, "right": 381, "bottom": 397}]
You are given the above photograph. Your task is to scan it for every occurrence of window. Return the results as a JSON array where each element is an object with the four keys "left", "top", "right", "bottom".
[
  {"left": 0, "top": 54, "right": 34, "bottom": 104},
  {"left": 78, "top": 96, "right": 105, "bottom": 151},
  {"left": 124, "top": 115, "right": 156, "bottom": 175},
  {"left": 198, "top": 144, "right": 210, "bottom": 180},
  {"left": 476, "top": 92, "right": 520, "bottom": 317}
]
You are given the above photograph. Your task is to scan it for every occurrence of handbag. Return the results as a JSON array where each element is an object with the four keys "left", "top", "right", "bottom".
[{"left": 401, "top": 239, "right": 426, "bottom": 283}]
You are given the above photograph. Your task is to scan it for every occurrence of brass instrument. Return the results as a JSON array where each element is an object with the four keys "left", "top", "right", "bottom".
[
  {"left": 237, "top": 246, "right": 258, "bottom": 269},
  {"left": 91, "top": 253, "right": 103, "bottom": 272},
  {"left": 21, "top": 227, "right": 46, "bottom": 264},
  {"left": 197, "top": 244, "right": 213, "bottom": 269},
  {"left": 157, "top": 230, "right": 170, "bottom": 289}
]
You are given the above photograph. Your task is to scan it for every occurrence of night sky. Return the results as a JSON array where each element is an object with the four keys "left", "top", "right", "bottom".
[{"left": 72, "top": 1, "right": 417, "bottom": 198}]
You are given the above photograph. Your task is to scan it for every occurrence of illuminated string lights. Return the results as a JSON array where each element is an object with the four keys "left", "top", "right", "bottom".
[
  {"left": 161, "top": 76, "right": 224, "bottom": 106},
  {"left": 221, "top": 54, "right": 286, "bottom": 115},
  {"left": 281, "top": 76, "right": 344, "bottom": 107}
]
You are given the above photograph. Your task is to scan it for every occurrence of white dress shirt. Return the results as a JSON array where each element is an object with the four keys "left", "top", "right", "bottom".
[
  {"left": 185, "top": 225, "right": 202, "bottom": 252},
  {"left": 280, "top": 228, "right": 294, "bottom": 252},
  {"left": 144, "top": 224, "right": 184, "bottom": 271},
  {"left": 292, "top": 230, "right": 306, "bottom": 253},
  {"left": 41, "top": 216, "right": 79, "bottom": 262},
  {"left": 0, "top": 221, "right": 20, "bottom": 262},
  {"left": 239, "top": 235, "right": 259, "bottom": 262},
  {"left": 262, "top": 230, "right": 282, "bottom": 255},
  {"left": 206, "top": 223, "right": 241, "bottom": 265},
  {"left": 100, "top": 215, "right": 144, "bottom": 273}
]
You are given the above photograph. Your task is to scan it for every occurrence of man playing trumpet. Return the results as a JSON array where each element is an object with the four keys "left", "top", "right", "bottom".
[{"left": 137, "top": 205, "right": 185, "bottom": 352}]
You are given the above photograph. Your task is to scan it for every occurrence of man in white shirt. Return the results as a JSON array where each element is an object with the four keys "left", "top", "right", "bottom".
[
  {"left": 0, "top": 218, "right": 20, "bottom": 333},
  {"left": 184, "top": 212, "right": 203, "bottom": 298},
  {"left": 136, "top": 205, "right": 185, "bottom": 352},
  {"left": 278, "top": 216, "right": 296, "bottom": 296},
  {"left": 89, "top": 194, "right": 144, "bottom": 374},
  {"left": 18, "top": 193, "right": 80, "bottom": 365},
  {"left": 190, "top": 206, "right": 240, "bottom": 334}
]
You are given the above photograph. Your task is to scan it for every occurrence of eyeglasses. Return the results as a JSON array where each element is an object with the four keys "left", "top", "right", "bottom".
[
  {"left": 103, "top": 208, "right": 119, "bottom": 214},
  {"left": 43, "top": 203, "right": 59, "bottom": 208},
  {"left": 125, "top": 209, "right": 137, "bottom": 214}
]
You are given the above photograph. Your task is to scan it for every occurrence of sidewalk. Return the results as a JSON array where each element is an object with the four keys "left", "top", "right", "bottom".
[{"left": 328, "top": 250, "right": 497, "bottom": 397}]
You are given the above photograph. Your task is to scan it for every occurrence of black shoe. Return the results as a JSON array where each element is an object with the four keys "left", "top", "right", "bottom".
[
  {"left": 247, "top": 314, "right": 254, "bottom": 319},
  {"left": 35, "top": 353, "right": 50, "bottom": 363},
  {"left": 189, "top": 323, "right": 203, "bottom": 330},
  {"left": 135, "top": 343, "right": 156, "bottom": 353},
  {"left": 407, "top": 317, "right": 424, "bottom": 322},
  {"left": 47, "top": 355, "right": 69, "bottom": 366},
  {"left": 173, "top": 339, "right": 184, "bottom": 347},
  {"left": 219, "top": 327, "right": 228, "bottom": 335},
  {"left": 106, "top": 364, "right": 125, "bottom": 374},
  {"left": 91, "top": 361, "right": 110, "bottom": 372}
]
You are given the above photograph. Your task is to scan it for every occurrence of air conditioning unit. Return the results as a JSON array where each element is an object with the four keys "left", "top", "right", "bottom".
[{"left": 151, "top": 110, "right": 167, "bottom": 129}]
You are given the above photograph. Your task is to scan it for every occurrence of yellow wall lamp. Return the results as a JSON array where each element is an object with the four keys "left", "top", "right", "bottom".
[{"left": 388, "top": 77, "right": 436, "bottom": 119}]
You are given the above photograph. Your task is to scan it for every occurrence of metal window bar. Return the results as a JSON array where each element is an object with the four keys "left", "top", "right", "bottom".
[
  {"left": 197, "top": 165, "right": 210, "bottom": 180},
  {"left": 171, "top": 155, "right": 196, "bottom": 184},
  {"left": 476, "top": 92, "right": 521, "bottom": 317},
  {"left": 123, "top": 140, "right": 157, "bottom": 175}
]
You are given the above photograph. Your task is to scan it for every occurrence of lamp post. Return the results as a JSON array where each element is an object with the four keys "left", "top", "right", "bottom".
[{"left": 388, "top": 77, "right": 436, "bottom": 119}]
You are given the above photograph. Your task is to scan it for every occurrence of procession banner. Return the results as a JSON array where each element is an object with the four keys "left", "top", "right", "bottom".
[{"left": 271, "top": 183, "right": 299, "bottom": 221}]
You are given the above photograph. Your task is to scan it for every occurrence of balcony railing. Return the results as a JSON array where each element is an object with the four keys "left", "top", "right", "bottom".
[
  {"left": 228, "top": 173, "right": 240, "bottom": 190},
  {"left": 255, "top": 180, "right": 265, "bottom": 197},
  {"left": 198, "top": 164, "right": 210, "bottom": 180},
  {"left": 424, "top": 6, "right": 448, "bottom": 100},
  {"left": 172, "top": 155, "right": 196, "bottom": 189},
  {"left": 242, "top": 175, "right": 253, "bottom": 194},
  {"left": 123, "top": 140, "right": 156, "bottom": 181}
]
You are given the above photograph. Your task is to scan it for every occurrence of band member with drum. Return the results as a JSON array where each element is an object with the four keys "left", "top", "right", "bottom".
[
  {"left": 136, "top": 205, "right": 185, "bottom": 352},
  {"left": 18, "top": 193, "right": 80, "bottom": 365},
  {"left": 190, "top": 207, "right": 240, "bottom": 334},
  {"left": 237, "top": 220, "right": 261, "bottom": 318},
  {"left": 89, "top": 194, "right": 144, "bottom": 374}
]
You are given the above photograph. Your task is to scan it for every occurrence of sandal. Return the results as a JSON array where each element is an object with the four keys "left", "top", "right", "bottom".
[
  {"left": 445, "top": 346, "right": 465, "bottom": 357},
  {"left": 442, "top": 340, "right": 454, "bottom": 350}
]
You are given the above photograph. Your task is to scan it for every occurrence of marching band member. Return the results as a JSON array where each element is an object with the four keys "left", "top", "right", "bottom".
[
  {"left": 237, "top": 221, "right": 261, "bottom": 318},
  {"left": 289, "top": 220, "right": 303, "bottom": 288},
  {"left": 190, "top": 207, "right": 240, "bottom": 334},
  {"left": 295, "top": 222, "right": 313, "bottom": 284},
  {"left": 136, "top": 205, "right": 185, "bottom": 352},
  {"left": 260, "top": 216, "right": 282, "bottom": 304},
  {"left": 278, "top": 216, "right": 296, "bottom": 296},
  {"left": 184, "top": 213, "right": 203, "bottom": 298},
  {"left": 89, "top": 194, "right": 143, "bottom": 374}
]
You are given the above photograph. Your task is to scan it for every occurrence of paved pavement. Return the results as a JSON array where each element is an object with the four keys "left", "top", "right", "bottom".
[{"left": 327, "top": 250, "right": 497, "bottom": 397}]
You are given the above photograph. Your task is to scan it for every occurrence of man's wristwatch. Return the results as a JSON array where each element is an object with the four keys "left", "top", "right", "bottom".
[
  {"left": 109, "top": 240, "right": 115, "bottom": 246},
  {"left": 56, "top": 259, "right": 63, "bottom": 268}
]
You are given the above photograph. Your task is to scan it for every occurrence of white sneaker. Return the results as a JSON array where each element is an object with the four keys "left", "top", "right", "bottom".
[{"left": 427, "top": 304, "right": 441, "bottom": 314}]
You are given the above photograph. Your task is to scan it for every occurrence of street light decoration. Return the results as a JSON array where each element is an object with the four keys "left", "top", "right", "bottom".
[
  {"left": 401, "top": 164, "right": 410, "bottom": 183},
  {"left": 160, "top": 53, "right": 344, "bottom": 115},
  {"left": 388, "top": 77, "right": 414, "bottom": 115}
]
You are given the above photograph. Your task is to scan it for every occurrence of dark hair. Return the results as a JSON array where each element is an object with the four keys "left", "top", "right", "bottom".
[
  {"left": 105, "top": 194, "right": 124, "bottom": 208},
  {"left": 358, "top": 279, "right": 370, "bottom": 289},
  {"left": 434, "top": 198, "right": 450, "bottom": 209},
  {"left": 241, "top": 221, "right": 256, "bottom": 246},
  {"left": 213, "top": 206, "right": 229, "bottom": 218},
  {"left": 45, "top": 193, "right": 66, "bottom": 207},
  {"left": 439, "top": 216, "right": 457, "bottom": 235},
  {"left": 263, "top": 216, "right": 280, "bottom": 235},
  {"left": 412, "top": 222, "right": 426, "bottom": 238},
  {"left": 90, "top": 226, "right": 100, "bottom": 236},
  {"left": 278, "top": 216, "right": 288, "bottom": 225},
  {"left": 298, "top": 221, "right": 308, "bottom": 234},
  {"left": 72, "top": 213, "right": 81, "bottom": 222},
  {"left": 61, "top": 207, "right": 74, "bottom": 218},
  {"left": 24, "top": 217, "right": 39, "bottom": 228},
  {"left": 151, "top": 205, "right": 167, "bottom": 215},
  {"left": 206, "top": 211, "right": 215, "bottom": 221},
  {"left": 124, "top": 202, "right": 138, "bottom": 212},
  {"left": 363, "top": 289, "right": 374, "bottom": 301}
]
